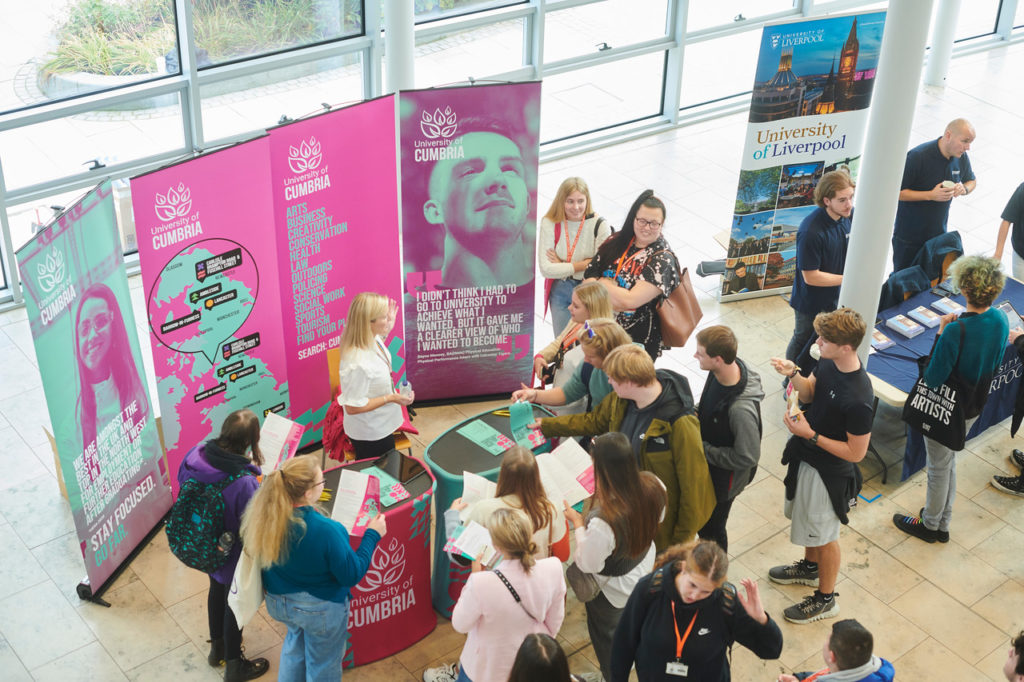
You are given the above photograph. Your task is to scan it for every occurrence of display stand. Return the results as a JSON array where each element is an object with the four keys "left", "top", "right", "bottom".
[
  {"left": 422, "top": 404, "right": 554, "bottom": 617},
  {"left": 323, "top": 450, "right": 435, "bottom": 668}
]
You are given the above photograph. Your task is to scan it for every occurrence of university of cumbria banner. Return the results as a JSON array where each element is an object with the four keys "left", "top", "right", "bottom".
[
  {"left": 399, "top": 82, "right": 541, "bottom": 401},
  {"left": 723, "top": 11, "right": 886, "bottom": 300},
  {"left": 268, "top": 96, "right": 404, "bottom": 444},
  {"left": 16, "top": 181, "right": 173, "bottom": 591},
  {"left": 132, "top": 139, "right": 290, "bottom": 495}
]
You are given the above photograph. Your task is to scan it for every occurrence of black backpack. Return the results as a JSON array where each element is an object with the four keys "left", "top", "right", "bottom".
[{"left": 166, "top": 470, "right": 252, "bottom": 573}]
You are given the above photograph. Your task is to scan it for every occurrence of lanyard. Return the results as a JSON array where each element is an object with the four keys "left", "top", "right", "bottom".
[
  {"left": 614, "top": 237, "right": 643, "bottom": 279},
  {"left": 802, "top": 668, "right": 831, "bottom": 682},
  {"left": 561, "top": 322, "right": 583, "bottom": 351},
  {"left": 374, "top": 337, "right": 394, "bottom": 388},
  {"left": 562, "top": 218, "right": 586, "bottom": 263},
  {"left": 669, "top": 601, "right": 699, "bottom": 660}
]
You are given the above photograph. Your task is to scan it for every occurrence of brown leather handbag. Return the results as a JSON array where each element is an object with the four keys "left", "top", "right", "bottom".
[{"left": 656, "top": 252, "right": 703, "bottom": 348}]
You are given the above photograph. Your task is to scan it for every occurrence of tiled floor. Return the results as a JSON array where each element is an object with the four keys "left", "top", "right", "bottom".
[{"left": 2, "top": 39, "right": 1024, "bottom": 682}]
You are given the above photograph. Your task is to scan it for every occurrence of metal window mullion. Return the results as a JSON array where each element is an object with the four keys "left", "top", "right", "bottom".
[
  {"left": 542, "top": 37, "right": 675, "bottom": 75},
  {"left": 526, "top": 0, "right": 545, "bottom": 80},
  {"left": 415, "top": 5, "right": 535, "bottom": 40},
  {"left": 996, "top": 0, "right": 1019, "bottom": 38},
  {"left": 175, "top": 0, "right": 204, "bottom": 150},
  {"left": 365, "top": 0, "right": 383, "bottom": 97},
  {"left": 0, "top": 158, "right": 23, "bottom": 303},
  {"left": 662, "top": 0, "right": 686, "bottom": 124}
]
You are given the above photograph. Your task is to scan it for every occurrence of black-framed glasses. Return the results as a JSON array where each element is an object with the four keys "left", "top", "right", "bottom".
[{"left": 635, "top": 217, "right": 662, "bottom": 229}]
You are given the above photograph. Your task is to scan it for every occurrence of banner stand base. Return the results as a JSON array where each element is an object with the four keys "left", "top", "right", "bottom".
[{"left": 75, "top": 512, "right": 169, "bottom": 608}]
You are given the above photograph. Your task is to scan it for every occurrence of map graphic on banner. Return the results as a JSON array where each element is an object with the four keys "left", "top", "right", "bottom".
[
  {"left": 268, "top": 95, "right": 404, "bottom": 443},
  {"left": 15, "top": 181, "right": 172, "bottom": 591},
  {"left": 723, "top": 11, "right": 886, "bottom": 300},
  {"left": 399, "top": 83, "right": 541, "bottom": 401},
  {"left": 132, "top": 138, "right": 290, "bottom": 494}
]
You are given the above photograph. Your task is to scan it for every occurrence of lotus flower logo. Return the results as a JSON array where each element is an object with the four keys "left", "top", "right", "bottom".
[
  {"left": 288, "top": 137, "right": 323, "bottom": 174},
  {"left": 356, "top": 537, "right": 406, "bottom": 592},
  {"left": 420, "top": 107, "right": 457, "bottom": 139},
  {"left": 154, "top": 183, "right": 192, "bottom": 222},
  {"left": 36, "top": 250, "right": 66, "bottom": 294}
]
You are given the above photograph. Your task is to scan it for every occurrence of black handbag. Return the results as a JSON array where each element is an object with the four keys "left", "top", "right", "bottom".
[{"left": 901, "top": 323, "right": 991, "bottom": 451}]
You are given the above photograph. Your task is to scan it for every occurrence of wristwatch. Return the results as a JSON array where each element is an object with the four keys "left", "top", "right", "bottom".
[{"left": 810, "top": 432, "right": 819, "bottom": 445}]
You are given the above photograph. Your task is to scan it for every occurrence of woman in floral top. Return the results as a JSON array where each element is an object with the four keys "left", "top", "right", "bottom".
[{"left": 585, "top": 190, "right": 680, "bottom": 359}]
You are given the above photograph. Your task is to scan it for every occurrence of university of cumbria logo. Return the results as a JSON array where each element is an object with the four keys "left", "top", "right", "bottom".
[
  {"left": 420, "top": 107, "right": 457, "bottom": 139},
  {"left": 288, "top": 137, "right": 323, "bottom": 174},
  {"left": 36, "top": 250, "right": 66, "bottom": 294},
  {"left": 154, "top": 183, "right": 192, "bottom": 221},
  {"left": 356, "top": 537, "right": 406, "bottom": 592}
]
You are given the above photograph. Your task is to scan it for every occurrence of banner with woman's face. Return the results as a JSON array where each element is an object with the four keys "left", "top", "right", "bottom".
[{"left": 16, "top": 181, "right": 173, "bottom": 592}]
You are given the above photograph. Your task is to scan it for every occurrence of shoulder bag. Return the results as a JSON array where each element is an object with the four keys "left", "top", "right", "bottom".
[
  {"left": 652, "top": 250, "right": 703, "bottom": 348},
  {"left": 901, "top": 322, "right": 992, "bottom": 451}
]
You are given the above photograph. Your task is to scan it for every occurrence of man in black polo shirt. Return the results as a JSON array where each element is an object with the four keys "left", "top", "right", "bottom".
[
  {"left": 891, "top": 118, "right": 977, "bottom": 271},
  {"left": 785, "top": 171, "right": 855, "bottom": 362}
]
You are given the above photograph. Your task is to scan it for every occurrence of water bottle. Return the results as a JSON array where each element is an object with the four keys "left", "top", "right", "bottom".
[
  {"left": 217, "top": 531, "right": 235, "bottom": 557},
  {"left": 399, "top": 380, "right": 413, "bottom": 398}
]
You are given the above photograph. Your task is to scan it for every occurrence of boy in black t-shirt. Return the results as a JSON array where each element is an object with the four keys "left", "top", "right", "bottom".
[{"left": 768, "top": 308, "right": 873, "bottom": 624}]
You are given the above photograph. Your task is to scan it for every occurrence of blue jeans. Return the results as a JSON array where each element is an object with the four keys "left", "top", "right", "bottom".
[
  {"left": 456, "top": 663, "right": 472, "bottom": 682},
  {"left": 265, "top": 591, "right": 349, "bottom": 682},
  {"left": 548, "top": 277, "right": 578, "bottom": 335},
  {"left": 786, "top": 310, "right": 817, "bottom": 363}
]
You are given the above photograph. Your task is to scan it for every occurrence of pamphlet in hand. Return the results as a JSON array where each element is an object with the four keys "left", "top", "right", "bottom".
[
  {"left": 260, "top": 412, "right": 306, "bottom": 472},
  {"left": 536, "top": 452, "right": 592, "bottom": 508},
  {"left": 509, "top": 401, "right": 535, "bottom": 446},
  {"left": 549, "top": 438, "right": 596, "bottom": 496},
  {"left": 362, "top": 465, "right": 410, "bottom": 508},
  {"left": 332, "top": 469, "right": 381, "bottom": 537},
  {"left": 996, "top": 300, "right": 1024, "bottom": 333},
  {"left": 459, "top": 471, "right": 497, "bottom": 523},
  {"left": 442, "top": 520, "right": 501, "bottom": 567}
]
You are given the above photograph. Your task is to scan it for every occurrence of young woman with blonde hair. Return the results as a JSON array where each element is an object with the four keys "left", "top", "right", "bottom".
[
  {"left": 337, "top": 292, "right": 413, "bottom": 459},
  {"left": 539, "top": 177, "right": 613, "bottom": 334},
  {"left": 240, "top": 455, "right": 385, "bottom": 682},
  {"left": 611, "top": 539, "right": 783, "bottom": 681}
]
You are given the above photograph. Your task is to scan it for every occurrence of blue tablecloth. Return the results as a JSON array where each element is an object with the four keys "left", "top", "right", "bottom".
[{"left": 867, "top": 278, "right": 1024, "bottom": 479}]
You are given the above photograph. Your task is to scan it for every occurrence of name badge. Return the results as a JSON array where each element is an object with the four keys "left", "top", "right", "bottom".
[{"left": 666, "top": 661, "right": 689, "bottom": 677}]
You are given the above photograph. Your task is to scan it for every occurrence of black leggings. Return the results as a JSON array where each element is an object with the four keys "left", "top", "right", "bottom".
[
  {"left": 350, "top": 433, "right": 395, "bottom": 460},
  {"left": 208, "top": 576, "right": 243, "bottom": 659}
]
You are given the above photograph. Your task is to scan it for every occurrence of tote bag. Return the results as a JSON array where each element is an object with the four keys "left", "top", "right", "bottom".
[{"left": 228, "top": 548, "right": 264, "bottom": 627}]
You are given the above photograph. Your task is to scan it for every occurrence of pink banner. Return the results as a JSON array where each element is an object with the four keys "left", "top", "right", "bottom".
[
  {"left": 132, "top": 138, "right": 290, "bottom": 494},
  {"left": 268, "top": 97, "right": 404, "bottom": 444},
  {"left": 399, "top": 83, "right": 541, "bottom": 401}
]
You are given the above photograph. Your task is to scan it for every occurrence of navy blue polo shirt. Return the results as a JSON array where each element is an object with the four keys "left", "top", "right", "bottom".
[
  {"left": 1004, "top": 182, "right": 1024, "bottom": 258},
  {"left": 790, "top": 206, "right": 851, "bottom": 315},
  {"left": 893, "top": 138, "right": 975, "bottom": 245}
]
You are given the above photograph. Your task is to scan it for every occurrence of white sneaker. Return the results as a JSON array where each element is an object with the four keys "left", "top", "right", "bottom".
[{"left": 423, "top": 662, "right": 459, "bottom": 682}]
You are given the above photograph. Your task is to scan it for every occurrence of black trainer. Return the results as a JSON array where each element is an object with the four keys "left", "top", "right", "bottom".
[
  {"left": 992, "top": 474, "right": 1024, "bottom": 498},
  {"left": 768, "top": 559, "right": 819, "bottom": 586},
  {"left": 919, "top": 508, "right": 949, "bottom": 543},
  {"left": 207, "top": 638, "right": 225, "bottom": 667},
  {"left": 783, "top": 591, "right": 840, "bottom": 624},
  {"left": 1011, "top": 449, "right": 1024, "bottom": 471},
  {"left": 893, "top": 512, "right": 941, "bottom": 543}
]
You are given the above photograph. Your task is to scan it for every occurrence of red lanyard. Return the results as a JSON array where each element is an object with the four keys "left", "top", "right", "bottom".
[
  {"left": 614, "top": 237, "right": 642, "bottom": 279},
  {"left": 669, "top": 601, "right": 699, "bottom": 659},
  {"left": 562, "top": 219, "right": 586, "bottom": 263}
]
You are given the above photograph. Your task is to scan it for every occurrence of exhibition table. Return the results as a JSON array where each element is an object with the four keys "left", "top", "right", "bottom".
[
  {"left": 422, "top": 404, "right": 555, "bottom": 617},
  {"left": 323, "top": 450, "right": 436, "bottom": 668},
  {"left": 867, "top": 278, "right": 1024, "bottom": 479}
]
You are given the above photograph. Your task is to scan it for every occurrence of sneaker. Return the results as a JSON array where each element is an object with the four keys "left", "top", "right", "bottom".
[
  {"left": 423, "top": 663, "right": 459, "bottom": 682},
  {"left": 892, "top": 513, "right": 940, "bottom": 543},
  {"left": 992, "top": 474, "right": 1024, "bottom": 498},
  {"left": 783, "top": 591, "right": 840, "bottom": 624},
  {"left": 768, "top": 559, "right": 819, "bottom": 586},
  {"left": 919, "top": 508, "right": 949, "bottom": 543},
  {"left": 1011, "top": 449, "right": 1024, "bottom": 471}
]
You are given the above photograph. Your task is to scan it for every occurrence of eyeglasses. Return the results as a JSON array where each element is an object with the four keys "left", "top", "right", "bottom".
[
  {"left": 635, "top": 218, "right": 662, "bottom": 229},
  {"left": 582, "top": 320, "right": 597, "bottom": 338},
  {"left": 312, "top": 479, "right": 325, "bottom": 488},
  {"left": 78, "top": 312, "right": 113, "bottom": 337}
]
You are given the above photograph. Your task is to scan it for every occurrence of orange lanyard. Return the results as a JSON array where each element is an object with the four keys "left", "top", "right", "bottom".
[
  {"left": 562, "top": 219, "right": 586, "bottom": 263},
  {"left": 802, "top": 668, "right": 831, "bottom": 682},
  {"left": 669, "top": 602, "right": 699, "bottom": 660},
  {"left": 562, "top": 322, "right": 583, "bottom": 350},
  {"left": 614, "top": 237, "right": 642, "bottom": 279}
]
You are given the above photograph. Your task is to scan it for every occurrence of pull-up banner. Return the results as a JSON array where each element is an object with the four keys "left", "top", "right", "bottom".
[
  {"left": 132, "top": 138, "right": 290, "bottom": 495},
  {"left": 268, "top": 96, "right": 404, "bottom": 444},
  {"left": 723, "top": 11, "right": 886, "bottom": 300},
  {"left": 16, "top": 181, "right": 172, "bottom": 591},
  {"left": 399, "top": 82, "right": 541, "bottom": 400}
]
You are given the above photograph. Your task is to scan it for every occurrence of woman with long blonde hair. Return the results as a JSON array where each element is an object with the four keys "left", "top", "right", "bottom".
[
  {"left": 539, "top": 177, "right": 613, "bottom": 334},
  {"left": 240, "top": 455, "right": 386, "bottom": 682},
  {"left": 337, "top": 292, "right": 413, "bottom": 459}
]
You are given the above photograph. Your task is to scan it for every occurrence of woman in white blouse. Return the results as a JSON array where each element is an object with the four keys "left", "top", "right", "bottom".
[
  {"left": 337, "top": 293, "right": 414, "bottom": 459},
  {"left": 539, "top": 177, "right": 612, "bottom": 334},
  {"left": 562, "top": 432, "right": 666, "bottom": 682}
]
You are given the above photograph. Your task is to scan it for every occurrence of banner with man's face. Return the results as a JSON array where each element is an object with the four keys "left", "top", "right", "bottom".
[{"left": 399, "top": 83, "right": 542, "bottom": 401}]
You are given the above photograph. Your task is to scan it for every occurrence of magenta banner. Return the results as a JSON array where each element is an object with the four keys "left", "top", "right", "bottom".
[
  {"left": 399, "top": 83, "right": 541, "bottom": 401},
  {"left": 132, "top": 139, "right": 290, "bottom": 495},
  {"left": 269, "top": 96, "right": 405, "bottom": 444}
]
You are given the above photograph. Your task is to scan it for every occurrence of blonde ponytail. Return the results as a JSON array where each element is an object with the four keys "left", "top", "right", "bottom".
[{"left": 240, "top": 456, "right": 320, "bottom": 567}]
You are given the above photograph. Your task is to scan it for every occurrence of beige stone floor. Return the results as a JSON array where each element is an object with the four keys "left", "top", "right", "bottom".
[{"left": 3, "top": 38, "right": 1024, "bottom": 682}]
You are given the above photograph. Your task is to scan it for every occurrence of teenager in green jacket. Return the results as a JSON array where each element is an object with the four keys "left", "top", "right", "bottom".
[{"left": 531, "top": 344, "right": 715, "bottom": 550}]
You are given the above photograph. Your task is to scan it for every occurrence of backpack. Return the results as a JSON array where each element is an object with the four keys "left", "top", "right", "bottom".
[{"left": 166, "top": 470, "right": 252, "bottom": 573}]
